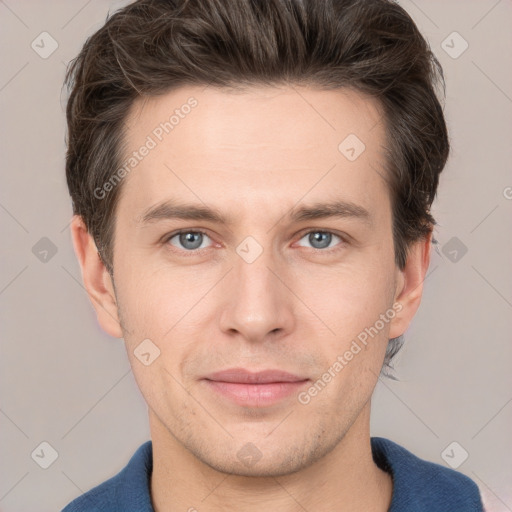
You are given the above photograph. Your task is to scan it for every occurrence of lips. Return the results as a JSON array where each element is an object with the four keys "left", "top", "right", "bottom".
[
  {"left": 203, "top": 368, "right": 307, "bottom": 384},
  {"left": 202, "top": 368, "right": 310, "bottom": 407}
]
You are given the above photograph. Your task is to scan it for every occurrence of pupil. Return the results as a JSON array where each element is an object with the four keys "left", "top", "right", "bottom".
[
  {"left": 181, "top": 232, "right": 202, "bottom": 249},
  {"left": 311, "top": 232, "right": 330, "bottom": 248}
]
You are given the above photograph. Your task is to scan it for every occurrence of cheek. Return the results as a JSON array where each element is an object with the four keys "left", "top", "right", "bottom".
[
  {"left": 115, "top": 261, "right": 215, "bottom": 356},
  {"left": 299, "top": 256, "right": 396, "bottom": 344},
  {"left": 114, "top": 264, "right": 175, "bottom": 340},
  {"left": 115, "top": 271, "right": 193, "bottom": 401}
]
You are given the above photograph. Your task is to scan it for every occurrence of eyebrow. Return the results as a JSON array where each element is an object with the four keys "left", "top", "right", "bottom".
[{"left": 138, "top": 199, "right": 373, "bottom": 227}]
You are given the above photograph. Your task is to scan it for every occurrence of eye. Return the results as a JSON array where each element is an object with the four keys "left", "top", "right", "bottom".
[
  {"left": 295, "top": 230, "right": 346, "bottom": 251},
  {"left": 165, "top": 230, "right": 213, "bottom": 252},
  {"left": 163, "top": 228, "right": 347, "bottom": 255}
]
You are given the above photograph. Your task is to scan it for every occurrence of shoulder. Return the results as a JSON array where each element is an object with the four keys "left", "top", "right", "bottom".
[
  {"left": 61, "top": 475, "right": 119, "bottom": 512},
  {"left": 61, "top": 441, "right": 153, "bottom": 512},
  {"left": 371, "top": 437, "right": 484, "bottom": 512}
]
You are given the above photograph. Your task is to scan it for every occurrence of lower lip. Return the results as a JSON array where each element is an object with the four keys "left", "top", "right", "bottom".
[{"left": 203, "top": 379, "right": 309, "bottom": 407}]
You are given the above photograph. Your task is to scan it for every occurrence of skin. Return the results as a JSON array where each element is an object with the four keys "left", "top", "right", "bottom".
[{"left": 71, "top": 84, "right": 431, "bottom": 511}]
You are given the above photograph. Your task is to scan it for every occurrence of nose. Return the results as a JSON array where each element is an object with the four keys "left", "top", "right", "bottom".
[{"left": 218, "top": 247, "right": 296, "bottom": 344}]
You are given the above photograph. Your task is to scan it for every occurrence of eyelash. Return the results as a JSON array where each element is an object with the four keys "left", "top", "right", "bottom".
[{"left": 163, "top": 228, "right": 348, "bottom": 256}]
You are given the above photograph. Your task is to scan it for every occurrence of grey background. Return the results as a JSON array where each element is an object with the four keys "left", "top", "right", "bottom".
[{"left": 0, "top": 0, "right": 511, "bottom": 510}]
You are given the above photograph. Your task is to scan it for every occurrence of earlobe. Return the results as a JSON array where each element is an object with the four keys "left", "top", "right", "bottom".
[
  {"left": 388, "top": 231, "right": 432, "bottom": 339},
  {"left": 70, "top": 215, "right": 124, "bottom": 339}
]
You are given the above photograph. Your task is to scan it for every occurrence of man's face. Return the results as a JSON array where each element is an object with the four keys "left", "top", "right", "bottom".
[{"left": 109, "top": 85, "right": 405, "bottom": 476}]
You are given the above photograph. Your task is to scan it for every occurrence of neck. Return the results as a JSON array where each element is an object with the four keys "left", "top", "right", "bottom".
[{"left": 149, "top": 404, "right": 392, "bottom": 512}]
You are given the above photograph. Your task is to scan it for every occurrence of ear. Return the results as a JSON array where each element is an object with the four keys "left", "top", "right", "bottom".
[
  {"left": 70, "top": 215, "right": 123, "bottom": 339},
  {"left": 388, "top": 230, "right": 432, "bottom": 339}
]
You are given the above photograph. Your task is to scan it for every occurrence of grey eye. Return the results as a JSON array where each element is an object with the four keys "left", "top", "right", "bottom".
[
  {"left": 297, "top": 231, "right": 341, "bottom": 250},
  {"left": 169, "top": 231, "right": 210, "bottom": 251}
]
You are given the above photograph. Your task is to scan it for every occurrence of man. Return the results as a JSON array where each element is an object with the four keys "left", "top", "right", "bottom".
[{"left": 62, "top": 0, "right": 484, "bottom": 510}]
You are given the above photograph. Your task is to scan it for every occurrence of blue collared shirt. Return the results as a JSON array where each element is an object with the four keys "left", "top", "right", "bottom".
[{"left": 62, "top": 437, "right": 484, "bottom": 511}]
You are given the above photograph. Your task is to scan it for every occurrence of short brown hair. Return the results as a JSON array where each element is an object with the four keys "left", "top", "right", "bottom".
[{"left": 64, "top": 0, "right": 449, "bottom": 372}]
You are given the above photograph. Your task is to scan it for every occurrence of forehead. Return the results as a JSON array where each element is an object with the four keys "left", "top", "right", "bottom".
[
  {"left": 124, "top": 84, "right": 384, "bottom": 150},
  {"left": 119, "top": 85, "right": 389, "bottom": 221}
]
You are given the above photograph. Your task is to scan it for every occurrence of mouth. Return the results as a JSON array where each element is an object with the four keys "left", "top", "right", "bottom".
[{"left": 201, "top": 368, "right": 310, "bottom": 407}]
